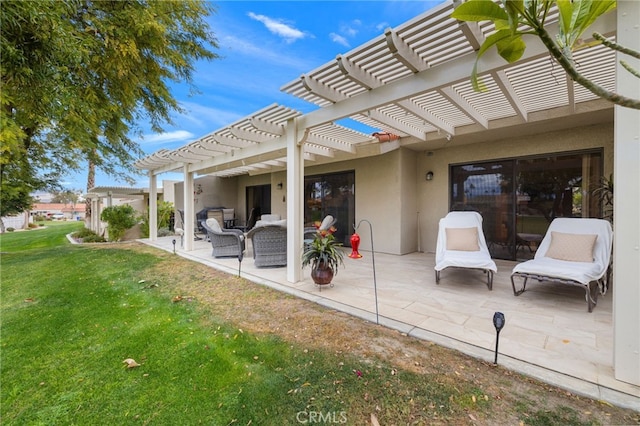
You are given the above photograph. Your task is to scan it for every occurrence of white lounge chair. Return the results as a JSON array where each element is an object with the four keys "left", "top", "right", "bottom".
[
  {"left": 434, "top": 211, "right": 497, "bottom": 290},
  {"left": 510, "top": 218, "right": 613, "bottom": 312}
]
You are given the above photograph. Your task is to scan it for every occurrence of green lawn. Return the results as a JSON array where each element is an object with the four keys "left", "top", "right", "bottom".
[
  {"left": 0, "top": 223, "right": 472, "bottom": 424},
  {"left": 2, "top": 223, "right": 636, "bottom": 425}
]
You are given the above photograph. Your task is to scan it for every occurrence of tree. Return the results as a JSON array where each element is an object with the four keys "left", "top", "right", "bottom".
[
  {"left": 451, "top": 0, "right": 639, "bottom": 109},
  {"left": 50, "top": 189, "right": 82, "bottom": 206},
  {"left": 0, "top": 0, "right": 219, "bottom": 217}
]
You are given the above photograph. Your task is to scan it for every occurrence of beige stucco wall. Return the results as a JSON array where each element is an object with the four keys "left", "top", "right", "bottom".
[
  {"left": 418, "top": 122, "right": 614, "bottom": 253},
  {"left": 302, "top": 148, "right": 415, "bottom": 255},
  {"left": 177, "top": 122, "right": 613, "bottom": 256},
  {"left": 174, "top": 175, "right": 238, "bottom": 227}
]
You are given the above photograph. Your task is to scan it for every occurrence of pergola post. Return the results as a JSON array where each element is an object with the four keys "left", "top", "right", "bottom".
[
  {"left": 613, "top": 0, "right": 640, "bottom": 387},
  {"left": 286, "top": 118, "right": 304, "bottom": 283},
  {"left": 183, "top": 164, "right": 195, "bottom": 251},
  {"left": 149, "top": 172, "right": 158, "bottom": 241}
]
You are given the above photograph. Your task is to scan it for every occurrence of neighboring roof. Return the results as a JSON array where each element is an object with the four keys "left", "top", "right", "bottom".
[
  {"left": 32, "top": 203, "right": 86, "bottom": 213},
  {"left": 135, "top": 0, "right": 616, "bottom": 177}
]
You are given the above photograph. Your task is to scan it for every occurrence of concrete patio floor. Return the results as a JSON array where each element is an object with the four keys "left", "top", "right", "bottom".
[{"left": 141, "top": 236, "right": 639, "bottom": 411}]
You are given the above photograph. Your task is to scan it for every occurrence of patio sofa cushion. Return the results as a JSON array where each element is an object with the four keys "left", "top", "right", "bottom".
[{"left": 545, "top": 231, "right": 597, "bottom": 262}]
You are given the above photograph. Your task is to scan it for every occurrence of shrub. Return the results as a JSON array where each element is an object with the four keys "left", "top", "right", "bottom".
[
  {"left": 71, "top": 227, "right": 106, "bottom": 243},
  {"left": 7, "top": 227, "right": 15, "bottom": 232},
  {"left": 158, "top": 227, "right": 173, "bottom": 237},
  {"left": 72, "top": 227, "right": 97, "bottom": 239},
  {"left": 28, "top": 223, "right": 39, "bottom": 228},
  {"left": 139, "top": 201, "right": 174, "bottom": 238},
  {"left": 100, "top": 205, "right": 138, "bottom": 242},
  {"left": 81, "top": 233, "right": 107, "bottom": 243}
]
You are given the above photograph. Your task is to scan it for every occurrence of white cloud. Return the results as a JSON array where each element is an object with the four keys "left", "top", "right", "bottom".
[
  {"left": 140, "top": 130, "right": 195, "bottom": 146},
  {"left": 220, "top": 35, "right": 311, "bottom": 69},
  {"left": 376, "top": 21, "right": 390, "bottom": 32},
  {"left": 177, "top": 102, "right": 243, "bottom": 130},
  {"left": 247, "top": 12, "right": 308, "bottom": 43},
  {"left": 329, "top": 32, "right": 350, "bottom": 48}
]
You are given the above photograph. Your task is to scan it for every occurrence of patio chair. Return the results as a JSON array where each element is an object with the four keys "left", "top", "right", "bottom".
[
  {"left": 434, "top": 211, "right": 497, "bottom": 290},
  {"left": 200, "top": 218, "right": 245, "bottom": 261},
  {"left": 233, "top": 208, "right": 258, "bottom": 232},
  {"left": 178, "top": 209, "right": 203, "bottom": 241},
  {"left": 510, "top": 218, "right": 613, "bottom": 312},
  {"left": 247, "top": 224, "right": 287, "bottom": 267}
]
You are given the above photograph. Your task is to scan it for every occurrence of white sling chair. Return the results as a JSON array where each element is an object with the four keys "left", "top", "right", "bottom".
[
  {"left": 510, "top": 218, "right": 613, "bottom": 312},
  {"left": 434, "top": 211, "right": 497, "bottom": 290}
]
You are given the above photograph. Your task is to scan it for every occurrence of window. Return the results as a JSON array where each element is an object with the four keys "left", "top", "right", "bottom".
[
  {"left": 304, "top": 171, "right": 355, "bottom": 245},
  {"left": 450, "top": 150, "right": 603, "bottom": 260}
]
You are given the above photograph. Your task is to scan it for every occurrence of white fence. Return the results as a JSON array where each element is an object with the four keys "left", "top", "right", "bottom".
[{"left": 1, "top": 214, "right": 27, "bottom": 230}]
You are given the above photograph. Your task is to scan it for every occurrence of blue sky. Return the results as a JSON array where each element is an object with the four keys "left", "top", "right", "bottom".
[{"left": 64, "top": 1, "right": 444, "bottom": 190}]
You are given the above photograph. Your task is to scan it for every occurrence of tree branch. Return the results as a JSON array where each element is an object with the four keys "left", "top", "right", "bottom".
[
  {"left": 593, "top": 32, "right": 640, "bottom": 60},
  {"left": 536, "top": 27, "right": 640, "bottom": 109}
]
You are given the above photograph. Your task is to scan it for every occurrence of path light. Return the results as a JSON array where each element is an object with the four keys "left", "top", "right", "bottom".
[
  {"left": 172, "top": 239, "right": 176, "bottom": 254},
  {"left": 350, "top": 220, "right": 378, "bottom": 324},
  {"left": 493, "top": 312, "right": 505, "bottom": 365}
]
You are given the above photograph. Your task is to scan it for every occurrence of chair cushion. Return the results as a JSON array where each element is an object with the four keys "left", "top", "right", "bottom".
[
  {"left": 319, "top": 215, "right": 335, "bottom": 230},
  {"left": 445, "top": 227, "right": 479, "bottom": 251},
  {"left": 205, "top": 218, "right": 222, "bottom": 233},
  {"left": 545, "top": 231, "right": 597, "bottom": 262},
  {"left": 254, "top": 219, "right": 287, "bottom": 228}
]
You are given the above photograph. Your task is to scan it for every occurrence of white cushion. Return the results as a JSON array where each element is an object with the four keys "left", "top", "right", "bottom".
[
  {"left": 205, "top": 218, "right": 222, "bottom": 232},
  {"left": 545, "top": 231, "right": 597, "bottom": 262},
  {"left": 319, "top": 215, "right": 335, "bottom": 230},
  {"left": 254, "top": 219, "right": 286, "bottom": 228}
]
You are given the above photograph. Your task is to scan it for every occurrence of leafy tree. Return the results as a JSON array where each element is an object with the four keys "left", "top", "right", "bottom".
[
  {"left": 50, "top": 189, "right": 82, "bottom": 206},
  {"left": 100, "top": 204, "right": 138, "bottom": 242},
  {"left": 451, "top": 0, "right": 639, "bottom": 109},
  {"left": 1, "top": 0, "right": 219, "bottom": 217}
]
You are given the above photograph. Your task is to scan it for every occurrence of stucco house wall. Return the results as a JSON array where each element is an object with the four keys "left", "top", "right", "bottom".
[
  {"left": 173, "top": 121, "right": 613, "bottom": 256},
  {"left": 174, "top": 175, "right": 239, "bottom": 227},
  {"left": 418, "top": 122, "right": 614, "bottom": 253}
]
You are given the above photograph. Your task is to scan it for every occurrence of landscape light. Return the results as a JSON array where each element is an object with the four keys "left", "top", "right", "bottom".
[{"left": 493, "top": 312, "right": 505, "bottom": 365}]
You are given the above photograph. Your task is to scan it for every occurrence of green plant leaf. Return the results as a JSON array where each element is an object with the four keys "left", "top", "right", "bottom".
[
  {"left": 469, "top": 29, "right": 524, "bottom": 91},
  {"left": 557, "top": 0, "right": 616, "bottom": 49},
  {"left": 451, "top": 0, "right": 509, "bottom": 22},
  {"left": 496, "top": 33, "right": 527, "bottom": 62},
  {"left": 503, "top": 0, "right": 524, "bottom": 34}
]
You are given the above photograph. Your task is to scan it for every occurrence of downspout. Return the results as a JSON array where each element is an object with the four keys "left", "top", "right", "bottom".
[{"left": 372, "top": 132, "right": 400, "bottom": 142}]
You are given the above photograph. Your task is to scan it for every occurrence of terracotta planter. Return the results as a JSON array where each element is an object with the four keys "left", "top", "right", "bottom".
[{"left": 311, "top": 262, "right": 334, "bottom": 286}]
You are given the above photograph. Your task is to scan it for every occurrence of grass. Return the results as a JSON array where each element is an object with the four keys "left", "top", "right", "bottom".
[{"left": 1, "top": 223, "right": 638, "bottom": 425}]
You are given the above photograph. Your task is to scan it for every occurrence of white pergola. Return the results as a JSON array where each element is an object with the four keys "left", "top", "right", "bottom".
[{"left": 135, "top": 1, "right": 639, "bottom": 387}]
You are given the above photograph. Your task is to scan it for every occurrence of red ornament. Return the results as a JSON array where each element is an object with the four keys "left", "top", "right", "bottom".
[{"left": 349, "top": 232, "right": 362, "bottom": 258}]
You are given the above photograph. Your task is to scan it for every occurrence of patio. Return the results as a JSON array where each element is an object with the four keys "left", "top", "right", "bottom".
[{"left": 141, "top": 235, "right": 639, "bottom": 411}]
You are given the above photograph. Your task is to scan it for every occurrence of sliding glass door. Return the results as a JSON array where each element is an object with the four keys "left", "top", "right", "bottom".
[
  {"left": 450, "top": 150, "right": 603, "bottom": 260},
  {"left": 304, "top": 171, "right": 355, "bottom": 246}
]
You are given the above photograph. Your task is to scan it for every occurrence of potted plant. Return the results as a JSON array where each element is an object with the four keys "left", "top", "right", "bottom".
[{"left": 302, "top": 222, "right": 344, "bottom": 286}]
